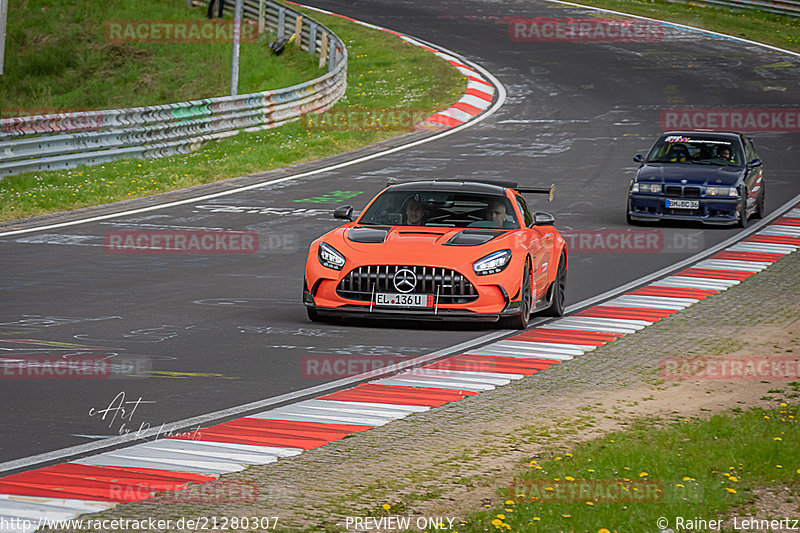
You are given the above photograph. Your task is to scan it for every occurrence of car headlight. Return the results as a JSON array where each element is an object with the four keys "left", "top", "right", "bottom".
[
  {"left": 705, "top": 186, "right": 738, "bottom": 197},
  {"left": 473, "top": 249, "right": 512, "bottom": 276},
  {"left": 318, "top": 242, "right": 346, "bottom": 270},
  {"left": 631, "top": 182, "right": 662, "bottom": 193}
]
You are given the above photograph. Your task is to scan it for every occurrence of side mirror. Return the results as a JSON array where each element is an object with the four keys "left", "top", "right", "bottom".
[
  {"left": 633, "top": 154, "right": 644, "bottom": 163},
  {"left": 333, "top": 205, "right": 354, "bottom": 221},
  {"left": 533, "top": 212, "right": 555, "bottom": 226},
  {"left": 747, "top": 159, "right": 762, "bottom": 168}
]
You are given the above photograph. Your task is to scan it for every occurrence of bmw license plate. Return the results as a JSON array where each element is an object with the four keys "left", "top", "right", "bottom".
[
  {"left": 666, "top": 199, "right": 699, "bottom": 209},
  {"left": 375, "top": 293, "right": 433, "bottom": 307}
]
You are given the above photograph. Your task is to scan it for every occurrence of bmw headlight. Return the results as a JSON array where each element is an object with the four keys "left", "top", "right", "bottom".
[
  {"left": 318, "top": 242, "right": 346, "bottom": 270},
  {"left": 631, "top": 182, "right": 662, "bottom": 193},
  {"left": 705, "top": 186, "right": 738, "bottom": 197},
  {"left": 473, "top": 249, "right": 512, "bottom": 276}
]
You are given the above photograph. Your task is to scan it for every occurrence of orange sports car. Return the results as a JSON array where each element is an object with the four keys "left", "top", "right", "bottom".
[{"left": 303, "top": 180, "right": 567, "bottom": 328}]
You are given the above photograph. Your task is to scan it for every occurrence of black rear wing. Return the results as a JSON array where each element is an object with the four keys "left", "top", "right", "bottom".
[{"left": 517, "top": 184, "right": 555, "bottom": 202}]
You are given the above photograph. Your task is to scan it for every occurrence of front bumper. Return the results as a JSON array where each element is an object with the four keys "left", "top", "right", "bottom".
[
  {"left": 628, "top": 194, "right": 741, "bottom": 225},
  {"left": 303, "top": 269, "right": 524, "bottom": 323}
]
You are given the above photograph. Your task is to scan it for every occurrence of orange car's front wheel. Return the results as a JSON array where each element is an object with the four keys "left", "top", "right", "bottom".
[{"left": 501, "top": 258, "right": 532, "bottom": 329}]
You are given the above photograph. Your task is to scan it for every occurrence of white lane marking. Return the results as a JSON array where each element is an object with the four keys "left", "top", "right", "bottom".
[
  {"left": 727, "top": 242, "right": 797, "bottom": 254},
  {"left": 694, "top": 259, "right": 770, "bottom": 271},
  {"left": 277, "top": 399, "right": 418, "bottom": 419},
  {"left": 0, "top": 495, "right": 115, "bottom": 514},
  {"left": 72, "top": 454, "right": 234, "bottom": 475},
  {"left": 132, "top": 440, "right": 281, "bottom": 465},
  {"left": 760, "top": 226, "right": 800, "bottom": 237},
  {"left": 548, "top": 316, "right": 652, "bottom": 333},
  {"left": 601, "top": 297, "right": 692, "bottom": 310},
  {"left": 489, "top": 340, "right": 589, "bottom": 355},
  {"left": 393, "top": 369, "right": 512, "bottom": 386},
  {"left": 0, "top": 501, "right": 92, "bottom": 521},
  {"left": 259, "top": 406, "right": 393, "bottom": 426},
  {"left": 245, "top": 412, "right": 387, "bottom": 426},
  {"left": 414, "top": 368, "right": 524, "bottom": 380},
  {"left": 302, "top": 399, "right": 429, "bottom": 414},
  {"left": 464, "top": 348, "right": 574, "bottom": 361},
  {"left": 547, "top": 324, "right": 637, "bottom": 335},
  {"left": 374, "top": 377, "right": 496, "bottom": 391},
  {"left": 653, "top": 276, "right": 740, "bottom": 289}
]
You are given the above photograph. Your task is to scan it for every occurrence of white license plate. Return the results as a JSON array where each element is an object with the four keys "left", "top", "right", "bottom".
[
  {"left": 666, "top": 199, "right": 699, "bottom": 209},
  {"left": 375, "top": 293, "right": 432, "bottom": 308}
]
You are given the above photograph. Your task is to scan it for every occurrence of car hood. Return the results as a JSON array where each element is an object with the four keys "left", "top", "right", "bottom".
[
  {"left": 636, "top": 163, "right": 744, "bottom": 187},
  {"left": 328, "top": 225, "right": 514, "bottom": 262}
]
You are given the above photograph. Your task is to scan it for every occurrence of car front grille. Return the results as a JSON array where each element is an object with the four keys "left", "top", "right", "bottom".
[
  {"left": 336, "top": 265, "right": 479, "bottom": 304},
  {"left": 665, "top": 185, "right": 702, "bottom": 198}
]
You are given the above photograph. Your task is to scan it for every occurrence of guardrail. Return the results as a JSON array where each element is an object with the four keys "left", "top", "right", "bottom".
[
  {"left": 666, "top": 0, "right": 800, "bottom": 17},
  {"left": 0, "top": 0, "right": 347, "bottom": 178}
]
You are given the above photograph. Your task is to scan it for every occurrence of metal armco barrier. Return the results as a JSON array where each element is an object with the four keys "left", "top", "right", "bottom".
[
  {"left": 666, "top": 0, "right": 800, "bottom": 17},
  {"left": 0, "top": 0, "right": 347, "bottom": 178}
]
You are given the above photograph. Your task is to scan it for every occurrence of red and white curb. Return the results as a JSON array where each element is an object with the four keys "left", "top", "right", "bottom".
[
  {"left": 1, "top": 208, "right": 798, "bottom": 531},
  {"left": 286, "top": 1, "right": 496, "bottom": 131}
]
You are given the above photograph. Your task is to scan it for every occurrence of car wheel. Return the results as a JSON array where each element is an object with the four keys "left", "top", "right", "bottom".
[
  {"left": 541, "top": 252, "right": 566, "bottom": 317},
  {"left": 502, "top": 259, "right": 532, "bottom": 329},
  {"left": 753, "top": 183, "right": 765, "bottom": 219},
  {"left": 306, "top": 307, "right": 320, "bottom": 322},
  {"left": 736, "top": 195, "right": 748, "bottom": 228}
]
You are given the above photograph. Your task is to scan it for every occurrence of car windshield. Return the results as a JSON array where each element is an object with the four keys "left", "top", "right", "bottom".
[
  {"left": 357, "top": 190, "right": 519, "bottom": 229},
  {"left": 646, "top": 135, "right": 744, "bottom": 167}
]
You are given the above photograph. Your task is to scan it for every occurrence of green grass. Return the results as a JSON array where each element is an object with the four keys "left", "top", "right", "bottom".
[
  {"left": 0, "top": 0, "right": 320, "bottom": 111},
  {"left": 0, "top": 3, "right": 466, "bottom": 221},
  {"left": 562, "top": 0, "right": 800, "bottom": 52},
  {"left": 459, "top": 401, "right": 799, "bottom": 532}
]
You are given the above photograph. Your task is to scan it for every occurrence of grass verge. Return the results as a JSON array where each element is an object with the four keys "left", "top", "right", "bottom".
[
  {"left": 461, "top": 395, "right": 800, "bottom": 532},
  {"left": 0, "top": 4, "right": 466, "bottom": 222},
  {"left": 0, "top": 0, "right": 320, "bottom": 110},
  {"left": 560, "top": 0, "right": 800, "bottom": 53}
]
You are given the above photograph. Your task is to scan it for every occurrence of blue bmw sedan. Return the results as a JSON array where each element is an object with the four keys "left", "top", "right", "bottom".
[{"left": 627, "top": 131, "right": 765, "bottom": 227}]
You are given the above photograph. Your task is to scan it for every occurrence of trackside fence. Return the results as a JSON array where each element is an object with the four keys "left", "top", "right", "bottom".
[{"left": 0, "top": 0, "right": 347, "bottom": 178}]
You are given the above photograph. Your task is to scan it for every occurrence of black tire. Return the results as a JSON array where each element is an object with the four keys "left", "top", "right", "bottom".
[
  {"left": 541, "top": 253, "right": 566, "bottom": 317},
  {"left": 501, "top": 259, "right": 532, "bottom": 329},
  {"left": 753, "top": 183, "right": 765, "bottom": 219},
  {"left": 736, "top": 195, "right": 748, "bottom": 228},
  {"left": 306, "top": 307, "right": 320, "bottom": 322}
]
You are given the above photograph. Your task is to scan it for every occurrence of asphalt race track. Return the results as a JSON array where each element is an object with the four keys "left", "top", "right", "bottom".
[{"left": 1, "top": 0, "right": 798, "bottom": 470}]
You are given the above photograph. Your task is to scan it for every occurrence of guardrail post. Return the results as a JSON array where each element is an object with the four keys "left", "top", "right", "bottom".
[
  {"left": 319, "top": 32, "right": 328, "bottom": 69},
  {"left": 258, "top": 0, "right": 266, "bottom": 35},
  {"left": 0, "top": 0, "right": 7, "bottom": 75},
  {"left": 308, "top": 23, "right": 317, "bottom": 55},
  {"left": 295, "top": 15, "right": 303, "bottom": 48}
]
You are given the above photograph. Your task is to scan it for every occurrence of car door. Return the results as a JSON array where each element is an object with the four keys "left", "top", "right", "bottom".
[
  {"left": 515, "top": 195, "right": 549, "bottom": 300},
  {"left": 743, "top": 137, "right": 763, "bottom": 211}
]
